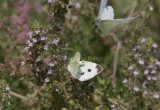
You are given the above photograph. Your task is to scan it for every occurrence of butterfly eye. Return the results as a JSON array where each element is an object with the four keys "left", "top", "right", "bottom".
[
  {"left": 81, "top": 72, "right": 85, "bottom": 75},
  {"left": 88, "top": 69, "right": 91, "bottom": 72}
]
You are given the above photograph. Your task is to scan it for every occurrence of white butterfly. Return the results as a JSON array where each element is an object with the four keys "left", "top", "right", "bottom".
[
  {"left": 94, "top": 0, "right": 139, "bottom": 35},
  {"left": 67, "top": 52, "right": 103, "bottom": 81}
]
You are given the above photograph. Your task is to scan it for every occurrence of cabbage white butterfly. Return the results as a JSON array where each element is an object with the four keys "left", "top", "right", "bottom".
[
  {"left": 68, "top": 52, "right": 103, "bottom": 81},
  {"left": 95, "top": 0, "right": 139, "bottom": 35}
]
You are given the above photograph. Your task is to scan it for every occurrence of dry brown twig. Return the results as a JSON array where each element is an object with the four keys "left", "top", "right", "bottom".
[
  {"left": 95, "top": 89, "right": 127, "bottom": 109},
  {"left": 112, "top": 35, "right": 121, "bottom": 89}
]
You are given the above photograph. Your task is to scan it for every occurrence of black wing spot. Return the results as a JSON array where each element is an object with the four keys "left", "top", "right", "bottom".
[
  {"left": 96, "top": 65, "right": 103, "bottom": 73},
  {"left": 88, "top": 69, "right": 91, "bottom": 72},
  {"left": 81, "top": 72, "right": 85, "bottom": 75}
]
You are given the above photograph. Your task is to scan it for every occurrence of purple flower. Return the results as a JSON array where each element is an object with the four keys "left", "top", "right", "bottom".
[
  {"left": 6, "top": 85, "right": 10, "bottom": 91},
  {"left": 132, "top": 45, "right": 139, "bottom": 51},
  {"left": 8, "top": 94, "right": 11, "bottom": 99},
  {"left": 143, "top": 91, "right": 148, "bottom": 95},
  {"left": 128, "top": 65, "right": 133, "bottom": 70},
  {"left": 32, "top": 38, "right": 37, "bottom": 43},
  {"left": 147, "top": 76, "right": 151, "bottom": 80},
  {"left": 29, "top": 52, "right": 32, "bottom": 55},
  {"left": 110, "top": 104, "right": 115, "bottom": 108},
  {"left": 21, "top": 62, "right": 25, "bottom": 66},
  {"left": 35, "top": 30, "right": 40, "bottom": 34},
  {"left": 75, "top": 3, "right": 81, "bottom": 8},
  {"left": 123, "top": 79, "right": 128, "bottom": 83},
  {"left": 8, "top": 102, "right": 11, "bottom": 105},
  {"left": 28, "top": 42, "right": 33, "bottom": 47},
  {"left": 153, "top": 49, "right": 157, "bottom": 54},
  {"left": 48, "top": 69, "right": 52, "bottom": 74},
  {"left": 133, "top": 70, "right": 139, "bottom": 76},
  {"left": 134, "top": 86, "right": 139, "bottom": 92},
  {"left": 142, "top": 81, "right": 147, "bottom": 88},
  {"left": 138, "top": 59, "right": 144, "bottom": 65},
  {"left": 45, "top": 78, "right": 49, "bottom": 83},
  {"left": 155, "top": 59, "right": 160, "bottom": 66},
  {"left": 56, "top": 89, "right": 59, "bottom": 92},
  {"left": 41, "top": 36, "right": 45, "bottom": 41},
  {"left": 144, "top": 69, "right": 149, "bottom": 75},
  {"left": 151, "top": 70, "right": 156, "bottom": 74},
  {"left": 152, "top": 76, "right": 157, "bottom": 81},
  {"left": 141, "top": 38, "right": 146, "bottom": 43},
  {"left": 149, "top": 6, "right": 154, "bottom": 11},
  {"left": 44, "top": 45, "right": 48, "bottom": 50},
  {"left": 148, "top": 63, "right": 154, "bottom": 68},
  {"left": 53, "top": 39, "right": 58, "bottom": 45},
  {"left": 24, "top": 46, "right": 29, "bottom": 50},
  {"left": 154, "top": 93, "right": 159, "bottom": 99},
  {"left": 49, "top": 62, "right": 54, "bottom": 67},
  {"left": 51, "top": 13, "right": 54, "bottom": 17},
  {"left": 152, "top": 43, "right": 158, "bottom": 48},
  {"left": 134, "top": 54, "right": 138, "bottom": 58},
  {"left": 48, "top": 0, "right": 52, "bottom": 3},
  {"left": 28, "top": 32, "right": 32, "bottom": 38},
  {"left": 27, "top": 40, "right": 30, "bottom": 43}
]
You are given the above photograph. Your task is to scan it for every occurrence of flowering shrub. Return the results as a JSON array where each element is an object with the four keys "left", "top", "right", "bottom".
[
  {"left": 121, "top": 35, "right": 160, "bottom": 109},
  {"left": 0, "top": 80, "right": 11, "bottom": 109}
]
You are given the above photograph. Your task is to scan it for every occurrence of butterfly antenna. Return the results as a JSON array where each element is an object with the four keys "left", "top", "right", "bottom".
[
  {"left": 96, "top": 27, "right": 99, "bottom": 30},
  {"left": 89, "top": 20, "right": 95, "bottom": 23},
  {"left": 92, "top": 24, "right": 96, "bottom": 29}
]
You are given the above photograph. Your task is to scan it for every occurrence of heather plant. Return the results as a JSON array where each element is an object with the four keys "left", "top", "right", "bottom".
[
  {"left": 121, "top": 33, "right": 160, "bottom": 109},
  {"left": 0, "top": 0, "right": 160, "bottom": 110},
  {"left": 0, "top": 80, "right": 11, "bottom": 109}
]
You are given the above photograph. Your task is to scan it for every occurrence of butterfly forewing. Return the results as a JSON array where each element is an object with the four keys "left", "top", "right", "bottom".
[
  {"left": 68, "top": 52, "right": 81, "bottom": 79},
  {"left": 99, "top": 0, "right": 108, "bottom": 17}
]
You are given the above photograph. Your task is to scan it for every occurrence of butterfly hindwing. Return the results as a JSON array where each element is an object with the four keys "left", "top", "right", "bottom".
[
  {"left": 77, "top": 61, "right": 104, "bottom": 81},
  {"left": 101, "top": 6, "right": 114, "bottom": 20}
]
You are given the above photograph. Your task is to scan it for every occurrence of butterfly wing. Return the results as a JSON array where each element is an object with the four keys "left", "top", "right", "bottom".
[
  {"left": 97, "top": 21, "right": 106, "bottom": 35},
  {"left": 98, "top": 0, "right": 108, "bottom": 17},
  {"left": 107, "top": 15, "right": 139, "bottom": 23},
  {"left": 101, "top": 6, "right": 114, "bottom": 20},
  {"left": 68, "top": 52, "right": 81, "bottom": 79},
  {"left": 101, "top": 15, "right": 139, "bottom": 34},
  {"left": 77, "top": 61, "right": 103, "bottom": 81}
]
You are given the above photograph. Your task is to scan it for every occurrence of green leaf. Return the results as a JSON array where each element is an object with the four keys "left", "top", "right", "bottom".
[{"left": 68, "top": 99, "right": 75, "bottom": 106}]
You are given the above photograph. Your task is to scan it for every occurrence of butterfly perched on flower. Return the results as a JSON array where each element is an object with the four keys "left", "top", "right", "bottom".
[{"left": 67, "top": 52, "right": 103, "bottom": 81}]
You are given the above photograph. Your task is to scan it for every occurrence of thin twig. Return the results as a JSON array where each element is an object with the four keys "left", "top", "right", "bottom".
[
  {"left": 112, "top": 41, "right": 121, "bottom": 89},
  {"left": 112, "top": 35, "right": 121, "bottom": 89},
  {"left": 95, "top": 89, "right": 127, "bottom": 109},
  {"left": 128, "top": 0, "right": 137, "bottom": 17},
  {"left": 9, "top": 91, "right": 27, "bottom": 101}
]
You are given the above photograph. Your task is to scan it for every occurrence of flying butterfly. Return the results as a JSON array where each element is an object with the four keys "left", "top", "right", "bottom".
[
  {"left": 67, "top": 52, "right": 103, "bottom": 81},
  {"left": 94, "top": 0, "right": 139, "bottom": 35}
]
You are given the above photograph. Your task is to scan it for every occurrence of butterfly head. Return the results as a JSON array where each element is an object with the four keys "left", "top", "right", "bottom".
[{"left": 94, "top": 17, "right": 101, "bottom": 27}]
